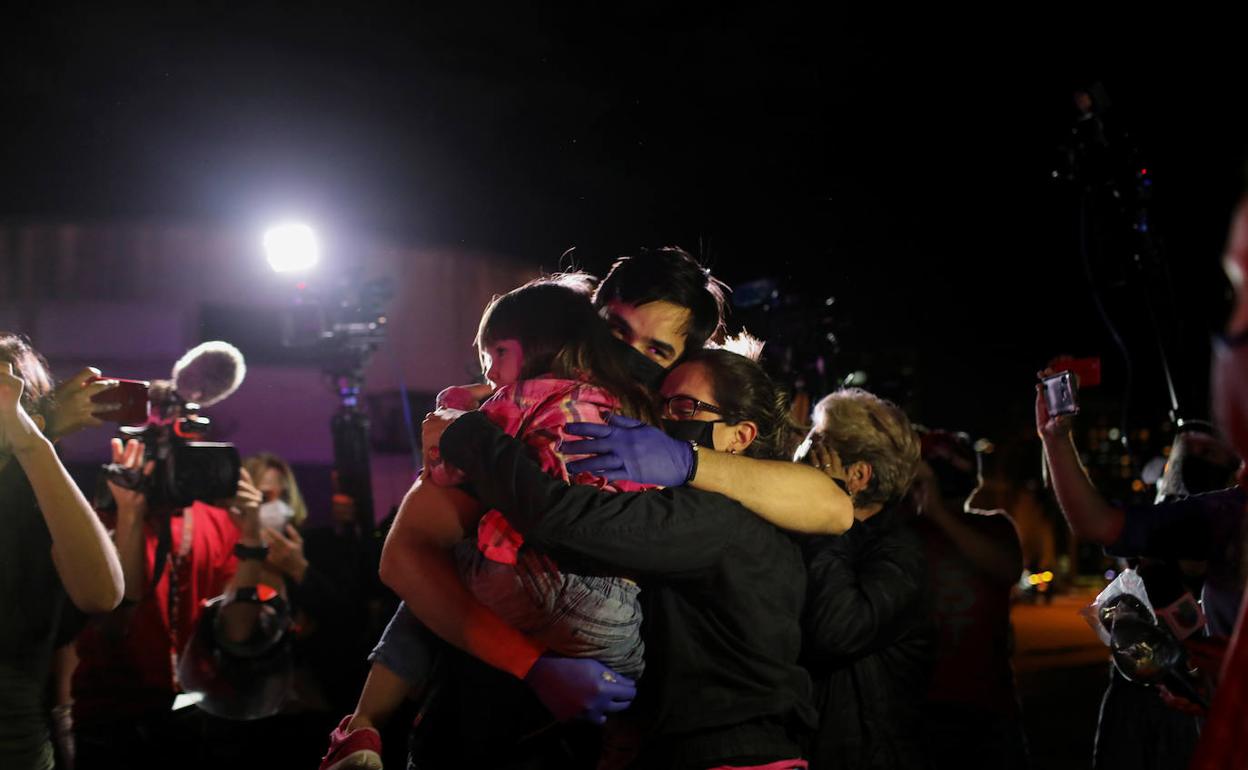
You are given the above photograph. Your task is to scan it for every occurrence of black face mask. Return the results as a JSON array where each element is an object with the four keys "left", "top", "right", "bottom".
[
  {"left": 662, "top": 419, "right": 719, "bottom": 450},
  {"left": 609, "top": 336, "right": 668, "bottom": 391}
]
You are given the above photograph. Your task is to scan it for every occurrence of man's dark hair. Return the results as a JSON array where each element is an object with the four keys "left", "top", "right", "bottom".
[{"left": 591, "top": 247, "right": 728, "bottom": 351}]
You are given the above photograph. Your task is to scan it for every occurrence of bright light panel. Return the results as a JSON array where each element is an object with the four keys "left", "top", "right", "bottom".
[{"left": 264, "top": 223, "right": 319, "bottom": 273}]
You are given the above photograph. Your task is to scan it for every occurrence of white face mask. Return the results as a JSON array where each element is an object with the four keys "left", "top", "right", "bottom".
[{"left": 259, "top": 499, "right": 295, "bottom": 531}]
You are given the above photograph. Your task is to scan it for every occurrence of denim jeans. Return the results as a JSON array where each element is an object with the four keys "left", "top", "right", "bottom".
[
  {"left": 454, "top": 540, "right": 645, "bottom": 679},
  {"left": 370, "top": 600, "right": 441, "bottom": 686},
  {"left": 371, "top": 541, "right": 644, "bottom": 683}
]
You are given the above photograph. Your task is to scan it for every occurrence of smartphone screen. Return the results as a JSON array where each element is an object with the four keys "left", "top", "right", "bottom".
[
  {"left": 1042, "top": 371, "right": 1079, "bottom": 417},
  {"left": 91, "top": 377, "right": 151, "bottom": 426}
]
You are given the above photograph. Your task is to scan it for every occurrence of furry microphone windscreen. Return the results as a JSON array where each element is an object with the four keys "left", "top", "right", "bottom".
[{"left": 172, "top": 341, "right": 247, "bottom": 407}]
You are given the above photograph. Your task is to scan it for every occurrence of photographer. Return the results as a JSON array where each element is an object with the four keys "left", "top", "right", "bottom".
[
  {"left": 236, "top": 454, "right": 375, "bottom": 768},
  {"left": 67, "top": 341, "right": 281, "bottom": 770},
  {"left": 911, "top": 429, "right": 1027, "bottom": 770},
  {"left": 70, "top": 438, "right": 273, "bottom": 769},
  {"left": 0, "top": 335, "right": 124, "bottom": 770}
]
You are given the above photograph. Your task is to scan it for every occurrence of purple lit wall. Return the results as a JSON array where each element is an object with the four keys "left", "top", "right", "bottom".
[{"left": 2, "top": 223, "right": 535, "bottom": 524}]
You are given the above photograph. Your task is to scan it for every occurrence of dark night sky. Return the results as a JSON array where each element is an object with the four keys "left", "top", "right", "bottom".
[{"left": 2, "top": 5, "right": 1245, "bottom": 441}]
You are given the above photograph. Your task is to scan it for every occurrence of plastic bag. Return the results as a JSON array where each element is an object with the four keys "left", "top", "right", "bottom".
[{"left": 1080, "top": 568, "right": 1155, "bottom": 646}]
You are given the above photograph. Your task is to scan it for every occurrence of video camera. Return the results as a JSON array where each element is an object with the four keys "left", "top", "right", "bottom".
[{"left": 100, "top": 341, "right": 245, "bottom": 510}]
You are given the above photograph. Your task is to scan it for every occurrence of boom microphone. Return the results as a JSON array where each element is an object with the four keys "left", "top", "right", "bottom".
[{"left": 171, "top": 341, "right": 247, "bottom": 407}]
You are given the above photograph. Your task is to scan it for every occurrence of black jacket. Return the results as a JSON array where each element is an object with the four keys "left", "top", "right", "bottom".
[
  {"left": 443, "top": 411, "right": 817, "bottom": 769},
  {"left": 802, "top": 504, "right": 935, "bottom": 770}
]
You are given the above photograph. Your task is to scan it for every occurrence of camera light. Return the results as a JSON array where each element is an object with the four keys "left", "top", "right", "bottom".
[{"left": 264, "top": 223, "right": 319, "bottom": 273}]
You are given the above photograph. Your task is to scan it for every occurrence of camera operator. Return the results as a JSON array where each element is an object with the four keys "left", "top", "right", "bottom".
[
  {"left": 70, "top": 447, "right": 275, "bottom": 770},
  {"left": 0, "top": 336, "right": 125, "bottom": 770},
  {"left": 911, "top": 429, "right": 1027, "bottom": 770}
]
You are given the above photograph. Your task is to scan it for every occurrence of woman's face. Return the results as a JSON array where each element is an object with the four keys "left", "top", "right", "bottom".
[
  {"left": 660, "top": 361, "right": 755, "bottom": 454},
  {"left": 259, "top": 466, "right": 285, "bottom": 503}
]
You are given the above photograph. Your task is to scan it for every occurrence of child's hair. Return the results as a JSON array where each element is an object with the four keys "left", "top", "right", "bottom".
[
  {"left": 475, "top": 274, "right": 659, "bottom": 424},
  {"left": 475, "top": 272, "right": 597, "bottom": 380}
]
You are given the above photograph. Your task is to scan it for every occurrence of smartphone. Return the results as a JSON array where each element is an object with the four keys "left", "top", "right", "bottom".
[
  {"left": 91, "top": 377, "right": 151, "bottom": 426},
  {"left": 1042, "top": 371, "right": 1079, "bottom": 417}
]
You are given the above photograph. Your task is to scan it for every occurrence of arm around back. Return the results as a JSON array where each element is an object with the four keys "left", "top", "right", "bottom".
[{"left": 379, "top": 475, "right": 545, "bottom": 680}]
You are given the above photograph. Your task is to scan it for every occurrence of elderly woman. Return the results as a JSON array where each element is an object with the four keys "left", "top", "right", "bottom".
[{"left": 799, "top": 387, "right": 933, "bottom": 770}]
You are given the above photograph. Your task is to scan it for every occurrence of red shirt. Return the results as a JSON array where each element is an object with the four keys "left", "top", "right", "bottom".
[{"left": 73, "top": 501, "right": 239, "bottom": 724}]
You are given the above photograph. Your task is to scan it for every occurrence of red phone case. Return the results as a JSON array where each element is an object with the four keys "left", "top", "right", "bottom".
[{"left": 90, "top": 377, "right": 151, "bottom": 426}]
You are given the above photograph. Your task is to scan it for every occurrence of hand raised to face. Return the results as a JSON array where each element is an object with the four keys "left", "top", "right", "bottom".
[{"left": 0, "top": 363, "right": 47, "bottom": 456}]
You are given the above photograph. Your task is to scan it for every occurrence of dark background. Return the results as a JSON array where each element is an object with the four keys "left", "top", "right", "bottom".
[{"left": 3, "top": 4, "right": 1244, "bottom": 445}]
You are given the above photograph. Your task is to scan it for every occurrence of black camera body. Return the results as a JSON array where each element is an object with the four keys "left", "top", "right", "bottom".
[
  {"left": 157, "top": 416, "right": 240, "bottom": 509},
  {"left": 99, "top": 340, "right": 248, "bottom": 512},
  {"left": 104, "top": 407, "right": 240, "bottom": 511}
]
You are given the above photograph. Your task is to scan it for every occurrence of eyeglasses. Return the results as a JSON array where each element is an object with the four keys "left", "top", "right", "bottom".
[{"left": 663, "top": 395, "right": 725, "bottom": 420}]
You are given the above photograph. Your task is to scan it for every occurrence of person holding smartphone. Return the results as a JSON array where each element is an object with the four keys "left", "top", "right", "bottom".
[
  {"left": 0, "top": 334, "right": 124, "bottom": 770},
  {"left": 1036, "top": 366, "right": 1246, "bottom": 769},
  {"left": 1036, "top": 371, "right": 1245, "bottom": 641}
]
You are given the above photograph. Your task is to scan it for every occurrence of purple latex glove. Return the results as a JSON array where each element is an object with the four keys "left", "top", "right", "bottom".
[
  {"left": 524, "top": 654, "right": 637, "bottom": 724},
  {"left": 564, "top": 414, "right": 695, "bottom": 487}
]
